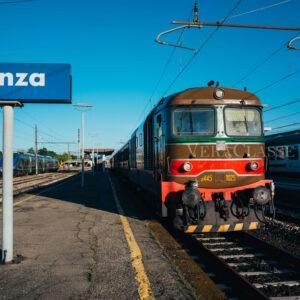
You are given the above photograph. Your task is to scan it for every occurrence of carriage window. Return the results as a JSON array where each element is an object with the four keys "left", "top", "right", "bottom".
[
  {"left": 276, "top": 146, "right": 286, "bottom": 160},
  {"left": 224, "top": 108, "right": 262, "bottom": 137},
  {"left": 288, "top": 145, "right": 298, "bottom": 160},
  {"left": 173, "top": 107, "right": 215, "bottom": 136}
]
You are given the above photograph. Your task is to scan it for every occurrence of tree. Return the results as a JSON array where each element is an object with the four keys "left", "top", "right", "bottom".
[
  {"left": 38, "top": 147, "right": 49, "bottom": 156},
  {"left": 27, "top": 147, "right": 35, "bottom": 154}
]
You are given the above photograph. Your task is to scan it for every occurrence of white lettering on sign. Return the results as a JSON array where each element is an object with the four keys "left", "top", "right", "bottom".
[{"left": 0, "top": 72, "right": 45, "bottom": 87}]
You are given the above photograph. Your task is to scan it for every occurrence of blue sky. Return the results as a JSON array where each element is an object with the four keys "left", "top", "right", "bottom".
[{"left": 0, "top": 0, "right": 299, "bottom": 154}]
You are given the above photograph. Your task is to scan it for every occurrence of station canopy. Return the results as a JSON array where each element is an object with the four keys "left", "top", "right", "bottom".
[{"left": 83, "top": 148, "right": 114, "bottom": 155}]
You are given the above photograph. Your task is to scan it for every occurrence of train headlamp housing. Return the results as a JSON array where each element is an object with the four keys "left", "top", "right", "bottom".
[
  {"left": 182, "top": 162, "right": 193, "bottom": 172},
  {"left": 246, "top": 161, "right": 259, "bottom": 171},
  {"left": 214, "top": 88, "right": 225, "bottom": 100}
]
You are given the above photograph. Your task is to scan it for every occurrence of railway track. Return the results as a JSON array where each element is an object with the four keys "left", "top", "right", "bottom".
[
  {"left": 176, "top": 230, "right": 300, "bottom": 299},
  {"left": 0, "top": 172, "right": 78, "bottom": 201}
]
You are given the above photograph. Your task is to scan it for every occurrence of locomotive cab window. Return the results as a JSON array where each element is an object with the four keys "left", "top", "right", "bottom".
[
  {"left": 173, "top": 107, "right": 215, "bottom": 136},
  {"left": 224, "top": 107, "right": 262, "bottom": 137}
]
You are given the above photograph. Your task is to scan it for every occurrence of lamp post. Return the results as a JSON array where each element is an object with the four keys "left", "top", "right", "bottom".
[{"left": 73, "top": 103, "right": 93, "bottom": 187}]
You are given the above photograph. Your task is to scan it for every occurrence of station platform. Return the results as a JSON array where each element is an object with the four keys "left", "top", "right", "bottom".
[{"left": 0, "top": 170, "right": 196, "bottom": 299}]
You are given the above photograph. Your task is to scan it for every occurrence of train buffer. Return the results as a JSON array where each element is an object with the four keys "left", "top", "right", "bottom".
[{"left": 0, "top": 170, "right": 223, "bottom": 299}]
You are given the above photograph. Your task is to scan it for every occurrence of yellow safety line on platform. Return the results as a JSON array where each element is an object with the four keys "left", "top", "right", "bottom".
[
  {"left": 0, "top": 175, "right": 77, "bottom": 213},
  {"left": 108, "top": 175, "right": 154, "bottom": 300}
]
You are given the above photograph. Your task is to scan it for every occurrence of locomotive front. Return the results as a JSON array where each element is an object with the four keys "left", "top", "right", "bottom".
[{"left": 161, "top": 87, "right": 275, "bottom": 233}]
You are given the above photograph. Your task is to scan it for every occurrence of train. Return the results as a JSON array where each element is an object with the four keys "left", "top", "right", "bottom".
[
  {"left": 0, "top": 153, "right": 59, "bottom": 176},
  {"left": 266, "top": 130, "right": 300, "bottom": 175},
  {"left": 111, "top": 85, "right": 275, "bottom": 233}
]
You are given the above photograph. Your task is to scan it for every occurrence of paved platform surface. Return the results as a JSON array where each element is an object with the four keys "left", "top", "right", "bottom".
[{"left": 0, "top": 171, "right": 193, "bottom": 299}]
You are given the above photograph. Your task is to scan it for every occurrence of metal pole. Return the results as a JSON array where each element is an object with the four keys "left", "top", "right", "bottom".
[
  {"left": 81, "top": 111, "right": 84, "bottom": 187},
  {"left": 35, "top": 125, "right": 38, "bottom": 175},
  {"left": 67, "top": 143, "right": 70, "bottom": 161},
  {"left": 2, "top": 105, "right": 14, "bottom": 262},
  {"left": 77, "top": 128, "right": 80, "bottom": 163},
  {"left": 92, "top": 138, "right": 95, "bottom": 176}
]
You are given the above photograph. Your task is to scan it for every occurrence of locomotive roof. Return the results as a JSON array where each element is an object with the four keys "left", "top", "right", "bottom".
[
  {"left": 156, "top": 87, "right": 261, "bottom": 110},
  {"left": 266, "top": 130, "right": 300, "bottom": 146}
]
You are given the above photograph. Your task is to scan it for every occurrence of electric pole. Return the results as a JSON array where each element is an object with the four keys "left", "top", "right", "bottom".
[
  {"left": 77, "top": 128, "right": 80, "bottom": 163},
  {"left": 35, "top": 125, "right": 38, "bottom": 175},
  {"left": 73, "top": 103, "right": 93, "bottom": 188}
]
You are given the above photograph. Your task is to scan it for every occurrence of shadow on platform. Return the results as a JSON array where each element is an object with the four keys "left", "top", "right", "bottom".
[{"left": 23, "top": 170, "right": 149, "bottom": 221}]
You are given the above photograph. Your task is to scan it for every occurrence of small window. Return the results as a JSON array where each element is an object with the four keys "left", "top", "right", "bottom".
[
  {"left": 139, "top": 133, "right": 142, "bottom": 147},
  {"left": 288, "top": 145, "right": 298, "bottom": 160},
  {"left": 276, "top": 146, "right": 286, "bottom": 160},
  {"left": 156, "top": 114, "right": 162, "bottom": 138}
]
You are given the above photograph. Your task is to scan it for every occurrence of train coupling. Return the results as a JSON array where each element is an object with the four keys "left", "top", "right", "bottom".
[
  {"left": 175, "top": 181, "right": 207, "bottom": 226},
  {"left": 213, "top": 192, "right": 229, "bottom": 221}
]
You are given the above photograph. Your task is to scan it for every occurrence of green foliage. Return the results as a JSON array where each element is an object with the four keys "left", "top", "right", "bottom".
[
  {"left": 27, "top": 147, "right": 35, "bottom": 154},
  {"left": 27, "top": 147, "right": 72, "bottom": 162}
]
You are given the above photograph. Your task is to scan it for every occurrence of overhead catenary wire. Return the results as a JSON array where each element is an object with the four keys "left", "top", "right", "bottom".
[
  {"left": 254, "top": 69, "right": 300, "bottom": 96},
  {"left": 233, "top": 30, "right": 300, "bottom": 87},
  {"left": 233, "top": 44, "right": 285, "bottom": 87},
  {"left": 135, "top": 6, "right": 194, "bottom": 127},
  {"left": 271, "top": 122, "right": 300, "bottom": 130},
  {"left": 17, "top": 110, "right": 69, "bottom": 142},
  {"left": 265, "top": 111, "right": 300, "bottom": 123},
  {"left": 264, "top": 98, "right": 300, "bottom": 112},
  {"left": 14, "top": 117, "right": 67, "bottom": 153},
  {"left": 0, "top": 0, "right": 36, "bottom": 4},
  {"left": 161, "top": 0, "right": 243, "bottom": 97},
  {"left": 227, "top": 0, "right": 292, "bottom": 20}
]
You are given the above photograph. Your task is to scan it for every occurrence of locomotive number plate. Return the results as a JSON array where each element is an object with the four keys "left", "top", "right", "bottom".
[
  {"left": 225, "top": 174, "right": 236, "bottom": 182},
  {"left": 200, "top": 175, "right": 213, "bottom": 182}
]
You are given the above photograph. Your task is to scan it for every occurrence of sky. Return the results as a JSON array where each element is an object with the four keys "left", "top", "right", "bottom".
[{"left": 0, "top": 0, "right": 299, "bottom": 154}]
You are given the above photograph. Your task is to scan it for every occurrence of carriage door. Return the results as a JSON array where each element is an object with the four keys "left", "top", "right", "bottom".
[{"left": 155, "top": 114, "right": 164, "bottom": 171}]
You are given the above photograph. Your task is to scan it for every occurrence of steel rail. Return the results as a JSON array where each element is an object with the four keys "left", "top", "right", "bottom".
[
  {"left": 185, "top": 233, "right": 269, "bottom": 299},
  {"left": 193, "top": 231, "right": 300, "bottom": 299}
]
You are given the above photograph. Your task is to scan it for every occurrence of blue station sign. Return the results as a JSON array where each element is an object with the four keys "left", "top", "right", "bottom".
[{"left": 0, "top": 63, "right": 72, "bottom": 103}]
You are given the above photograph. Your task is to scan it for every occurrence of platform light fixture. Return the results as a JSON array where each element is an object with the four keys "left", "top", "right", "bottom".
[{"left": 73, "top": 103, "right": 94, "bottom": 188}]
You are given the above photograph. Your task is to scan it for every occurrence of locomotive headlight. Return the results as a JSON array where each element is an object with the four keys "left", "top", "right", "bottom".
[
  {"left": 214, "top": 88, "right": 225, "bottom": 100},
  {"left": 182, "top": 162, "right": 193, "bottom": 172},
  {"left": 247, "top": 161, "right": 259, "bottom": 171}
]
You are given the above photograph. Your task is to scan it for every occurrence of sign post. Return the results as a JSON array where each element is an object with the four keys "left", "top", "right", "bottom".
[
  {"left": 2, "top": 104, "right": 15, "bottom": 262},
  {"left": 0, "top": 62, "right": 72, "bottom": 263}
]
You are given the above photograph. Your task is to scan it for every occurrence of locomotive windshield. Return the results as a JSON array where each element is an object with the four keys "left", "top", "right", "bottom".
[
  {"left": 224, "top": 107, "right": 262, "bottom": 137},
  {"left": 173, "top": 107, "right": 215, "bottom": 136}
]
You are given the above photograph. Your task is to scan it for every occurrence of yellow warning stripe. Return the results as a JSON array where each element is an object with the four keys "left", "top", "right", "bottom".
[
  {"left": 185, "top": 225, "right": 197, "bottom": 233},
  {"left": 185, "top": 222, "right": 259, "bottom": 233},
  {"left": 108, "top": 175, "right": 154, "bottom": 300},
  {"left": 249, "top": 222, "right": 258, "bottom": 230},
  {"left": 234, "top": 223, "right": 244, "bottom": 231},
  {"left": 217, "top": 224, "right": 230, "bottom": 232},
  {"left": 202, "top": 225, "right": 213, "bottom": 233}
]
